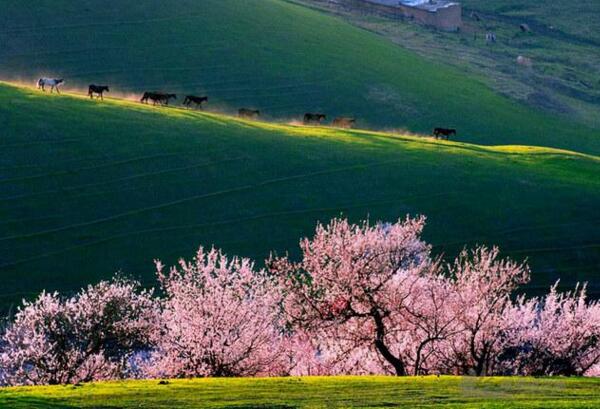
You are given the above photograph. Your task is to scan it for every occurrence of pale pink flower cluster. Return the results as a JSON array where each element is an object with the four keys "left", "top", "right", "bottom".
[
  {"left": 146, "top": 247, "right": 286, "bottom": 378},
  {"left": 501, "top": 283, "right": 600, "bottom": 376},
  {"left": 0, "top": 279, "right": 156, "bottom": 385},
  {"left": 269, "top": 217, "right": 600, "bottom": 377},
  {"left": 1, "top": 217, "right": 598, "bottom": 385}
]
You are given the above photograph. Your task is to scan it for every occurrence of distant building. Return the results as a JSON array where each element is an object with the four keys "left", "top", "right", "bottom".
[{"left": 341, "top": 0, "right": 462, "bottom": 31}]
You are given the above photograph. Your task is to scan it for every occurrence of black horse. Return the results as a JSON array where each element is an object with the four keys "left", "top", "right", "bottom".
[
  {"left": 303, "top": 113, "right": 326, "bottom": 125},
  {"left": 88, "top": 85, "right": 109, "bottom": 100},
  {"left": 238, "top": 108, "right": 260, "bottom": 118},
  {"left": 183, "top": 95, "right": 208, "bottom": 109},
  {"left": 140, "top": 92, "right": 177, "bottom": 106},
  {"left": 433, "top": 128, "right": 457, "bottom": 140}
]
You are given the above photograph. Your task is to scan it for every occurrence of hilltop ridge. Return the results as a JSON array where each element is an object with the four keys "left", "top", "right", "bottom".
[{"left": 0, "top": 0, "right": 599, "bottom": 154}]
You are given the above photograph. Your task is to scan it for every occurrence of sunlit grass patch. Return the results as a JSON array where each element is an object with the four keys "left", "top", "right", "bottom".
[{"left": 1, "top": 376, "right": 600, "bottom": 408}]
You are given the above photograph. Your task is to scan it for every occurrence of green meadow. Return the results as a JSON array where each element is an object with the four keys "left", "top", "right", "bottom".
[
  {"left": 295, "top": 0, "right": 600, "bottom": 128},
  {"left": 0, "top": 83, "right": 599, "bottom": 310},
  {"left": 460, "top": 0, "right": 600, "bottom": 43},
  {"left": 1, "top": 376, "right": 600, "bottom": 408},
  {"left": 0, "top": 0, "right": 599, "bottom": 153},
  {"left": 1, "top": 0, "right": 599, "bottom": 309}
]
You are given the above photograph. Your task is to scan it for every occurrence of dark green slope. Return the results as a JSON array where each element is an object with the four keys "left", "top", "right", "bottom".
[
  {"left": 0, "top": 83, "right": 599, "bottom": 310},
  {"left": 0, "top": 0, "right": 598, "bottom": 154}
]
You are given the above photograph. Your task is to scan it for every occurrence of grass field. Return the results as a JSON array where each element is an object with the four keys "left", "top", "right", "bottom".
[
  {"left": 460, "top": 0, "right": 600, "bottom": 43},
  {"left": 0, "top": 0, "right": 599, "bottom": 155},
  {"left": 295, "top": 0, "right": 600, "bottom": 128},
  {"left": 0, "top": 83, "right": 599, "bottom": 310},
  {"left": 1, "top": 376, "right": 600, "bottom": 408}
]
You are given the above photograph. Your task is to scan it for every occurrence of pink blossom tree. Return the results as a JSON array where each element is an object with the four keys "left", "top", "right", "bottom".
[
  {"left": 437, "top": 247, "right": 530, "bottom": 376},
  {"left": 2, "top": 217, "right": 598, "bottom": 382},
  {"left": 400, "top": 272, "right": 463, "bottom": 375},
  {"left": 503, "top": 283, "right": 600, "bottom": 376},
  {"left": 147, "top": 247, "right": 286, "bottom": 378},
  {"left": 0, "top": 279, "right": 156, "bottom": 386},
  {"left": 269, "top": 217, "right": 432, "bottom": 376}
]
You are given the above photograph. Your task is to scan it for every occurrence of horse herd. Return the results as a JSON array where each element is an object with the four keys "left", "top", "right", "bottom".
[{"left": 36, "top": 77, "right": 456, "bottom": 138}]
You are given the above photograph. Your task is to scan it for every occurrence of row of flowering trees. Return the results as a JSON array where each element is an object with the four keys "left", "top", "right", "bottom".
[{"left": 1, "top": 216, "right": 599, "bottom": 385}]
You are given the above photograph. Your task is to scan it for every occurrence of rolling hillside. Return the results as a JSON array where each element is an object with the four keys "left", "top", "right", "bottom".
[
  {"left": 0, "top": 83, "right": 599, "bottom": 310},
  {"left": 0, "top": 0, "right": 599, "bottom": 154},
  {"left": 2, "top": 376, "right": 600, "bottom": 408},
  {"left": 461, "top": 0, "right": 600, "bottom": 43},
  {"left": 297, "top": 0, "right": 600, "bottom": 129}
]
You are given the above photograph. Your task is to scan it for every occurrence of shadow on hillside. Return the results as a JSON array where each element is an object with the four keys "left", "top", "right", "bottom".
[
  {"left": 3, "top": 396, "right": 301, "bottom": 409},
  {"left": 0, "top": 397, "right": 80, "bottom": 409},
  {"left": 0, "top": 396, "right": 124, "bottom": 409}
]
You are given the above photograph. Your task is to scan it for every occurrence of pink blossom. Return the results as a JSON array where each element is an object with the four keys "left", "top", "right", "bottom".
[
  {"left": 269, "top": 216, "right": 432, "bottom": 376},
  {"left": 2, "top": 217, "right": 598, "bottom": 384},
  {"left": 147, "top": 247, "right": 286, "bottom": 378},
  {"left": 0, "top": 279, "right": 156, "bottom": 385},
  {"left": 503, "top": 282, "right": 600, "bottom": 376}
]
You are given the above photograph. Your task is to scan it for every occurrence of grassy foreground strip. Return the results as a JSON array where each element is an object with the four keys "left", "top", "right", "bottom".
[{"left": 1, "top": 376, "right": 599, "bottom": 408}]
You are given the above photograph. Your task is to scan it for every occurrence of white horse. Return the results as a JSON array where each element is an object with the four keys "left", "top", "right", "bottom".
[{"left": 37, "top": 78, "right": 64, "bottom": 93}]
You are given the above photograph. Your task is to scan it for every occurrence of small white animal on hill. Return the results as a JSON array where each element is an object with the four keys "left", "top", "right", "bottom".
[{"left": 37, "top": 78, "right": 64, "bottom": 93}]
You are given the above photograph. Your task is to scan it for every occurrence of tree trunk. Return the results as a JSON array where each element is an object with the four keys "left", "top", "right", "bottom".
[{"left": 372, "top": 310, "right": 406, "bottom": 376}]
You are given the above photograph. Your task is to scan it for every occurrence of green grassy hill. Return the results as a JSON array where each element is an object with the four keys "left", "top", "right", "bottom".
[
  {"left": 0, "top": 0, "right": 598, "bottom": 154},
  {"left": 461, "top": 0, "right": 600, "bottom": 43},
  {"left": 0, "top": 83, "right": 599, "bottom": 309},
  {"left": 2, "top": 376, "right": 600, "bottom": 408},
  {"left": 295, "top": 0, "right": 600, "bottom": 128}
]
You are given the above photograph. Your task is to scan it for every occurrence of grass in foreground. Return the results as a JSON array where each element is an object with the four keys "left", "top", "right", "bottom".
[
  {"left": 0, "top": 83, "right": 599, "bottom": 311},
  {"left": 1, "top": 376, "right": 600, "bottom": 408}
]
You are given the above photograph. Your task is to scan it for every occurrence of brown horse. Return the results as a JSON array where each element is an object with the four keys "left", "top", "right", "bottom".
[
  {"left": 238, "top": 108, "right": 260, "bottom": 118},
  {"left": 332, "top": 117, "right": 356, "bottom": 128},
  {"left": 140, "top": 92, "right": 177, "bottom": 106}
]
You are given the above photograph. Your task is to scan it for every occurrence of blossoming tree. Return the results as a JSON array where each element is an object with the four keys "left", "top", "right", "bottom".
[
  {"left": 269, "top": 217, "right": 433, "bottom": 376},
  {"left": 0, "top": 279, "right": 155, "bottom": 385},
  {"left": 2, "top": 217, "right": 598, "bottom": 385},
  {"left": 148, "top": 247, "right": 285, "bottom": 378}
]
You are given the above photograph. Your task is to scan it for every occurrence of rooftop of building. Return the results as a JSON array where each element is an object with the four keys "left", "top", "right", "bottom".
[{"left": 366, "top": 0, "right": 460, "bottom": 12}]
